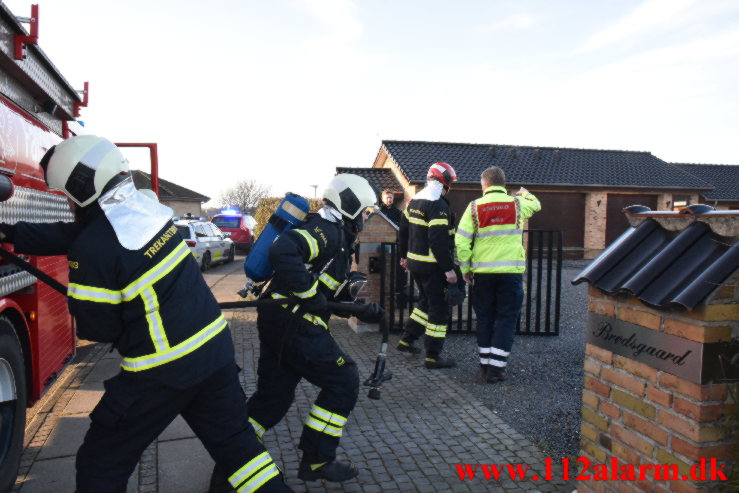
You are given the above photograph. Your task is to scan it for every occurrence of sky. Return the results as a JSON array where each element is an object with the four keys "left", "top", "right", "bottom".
[{"left": 4, "top": 0, "right": 739, "bottom": 206}]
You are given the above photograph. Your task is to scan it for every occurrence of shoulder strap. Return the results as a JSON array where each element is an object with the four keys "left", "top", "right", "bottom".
[
  {"left": 513, "top": 196, "right": 522, "bottom": 229},
  {"left": 469, "top": 200, "right": 478, "bottom": 248}
]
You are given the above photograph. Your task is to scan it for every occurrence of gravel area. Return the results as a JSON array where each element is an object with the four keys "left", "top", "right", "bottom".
[{"left": 435, "top": 260, "right": 591, "bottom": 459}]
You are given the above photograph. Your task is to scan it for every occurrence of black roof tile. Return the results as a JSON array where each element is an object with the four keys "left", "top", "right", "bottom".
[
  {"left": 131, "top": 170, "right": 210, "bottom": 203},
  {"left": 572, "top": 207, "right": 739, "bottom": 309},
  {"left": 335, "top": 167, "right": 404, "bottom": 199},
  {"left": 674, "top": 163, "right": 739, "bottom": 202},
  {"left": 382, "top": 140, "right": 713, "bottom": 190}
]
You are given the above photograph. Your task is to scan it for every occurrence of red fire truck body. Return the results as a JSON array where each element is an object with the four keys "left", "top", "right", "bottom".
[{"left": 0, "top": 3, "right": 84, "bottom": 488}]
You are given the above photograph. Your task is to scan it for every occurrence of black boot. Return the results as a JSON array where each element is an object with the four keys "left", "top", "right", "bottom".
[
  {"left": 487, "top": 367, "right": 506, "bottom": 383},
  {"left": 298, "top": 459, "right": 359, "bottom": 482},
  {"left": 479, "top": 364, "right": 489, "bottom": 383},
  {"left": 424, "top": 356, "right": 456, "bottom": 369},
  {"left": 397, "top": 340, "right": 421, "bottom": 354}
]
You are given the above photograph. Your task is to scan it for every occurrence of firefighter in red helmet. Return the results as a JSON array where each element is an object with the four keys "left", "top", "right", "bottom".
[{"left": 397, "top": 161, "right": 460, "bottom": 368}]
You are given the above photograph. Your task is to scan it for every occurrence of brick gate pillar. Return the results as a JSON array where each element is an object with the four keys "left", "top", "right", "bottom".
[
  {"left": 349, "top": 211, "right": 398, "bottom": 333},
  {"left": 573, "top": 207, "right": 738, "bottom": 493}
]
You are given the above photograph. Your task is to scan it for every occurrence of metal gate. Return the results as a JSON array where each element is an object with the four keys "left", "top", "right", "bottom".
[{"left": 376, "top": 229, "right": 562, "bottom": 336}]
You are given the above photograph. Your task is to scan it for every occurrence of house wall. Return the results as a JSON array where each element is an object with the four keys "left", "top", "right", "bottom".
[
  {"left": 163, "top": 200, "right": 203, "bottom": 217},
  {"left": 374, "top": 158, "right": 713, "bottom": 259}
]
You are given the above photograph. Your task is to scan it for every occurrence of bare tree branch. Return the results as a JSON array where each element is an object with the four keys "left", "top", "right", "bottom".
[{"left": 219, "top": 179, "right": 272, "bottom": 212}]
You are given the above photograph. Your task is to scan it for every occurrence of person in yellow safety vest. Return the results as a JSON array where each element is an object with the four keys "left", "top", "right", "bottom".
[
  {"left": 397, "top": 161, "right": 458, "bottom": 369},
  {"left": 454, "top": 166, "right": 541, "bottom": 383}
]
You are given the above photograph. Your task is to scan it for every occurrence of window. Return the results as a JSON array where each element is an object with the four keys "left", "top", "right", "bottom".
[
  {"left": 176, "top": 226, "right": 191, "bottom": 239},
  {"left": 212, "top": 216, "right": 240, "bottom": 229},
  {"left": 672, "top": 195, "right": 691, "bottom": 211}
]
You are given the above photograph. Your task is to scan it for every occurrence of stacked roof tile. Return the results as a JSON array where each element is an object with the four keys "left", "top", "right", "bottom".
[{"left": 572, "top": 206, "right": 739, "bottom": 309}]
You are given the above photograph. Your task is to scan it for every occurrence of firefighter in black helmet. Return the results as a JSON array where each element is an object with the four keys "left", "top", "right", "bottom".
[
  {"left": 397, "top": 162, "right": 459, "bottom": 369},
  {"left": 245, "top": 174, "right": 382, "bottom": 483},
  {"left": 0, "top": 136, "right": 292, "bottom": 493}
]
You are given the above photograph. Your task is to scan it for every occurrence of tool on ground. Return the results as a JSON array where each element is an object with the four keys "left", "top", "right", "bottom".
[{"left": 363, "top": 311, "right": 392, "bottom": 400}]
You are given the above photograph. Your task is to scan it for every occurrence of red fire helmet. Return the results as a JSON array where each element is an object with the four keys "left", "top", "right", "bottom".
[{"left": 427, "top": 161, "right": 457, "bottom": 188}]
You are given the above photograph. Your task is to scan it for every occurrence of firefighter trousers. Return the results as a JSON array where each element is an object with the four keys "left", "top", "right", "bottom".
[
  {"left": 76, "top": 362, "right": 290, "bottom": 493},
  {"left": 400, "top": 271, "right": 449, "bottom": 359},
  {"left": 472, "top": 273, "right": 524, "bottom": 372},
  {"left": 248, "top": 313, "right": 359, "bottom": 463}
]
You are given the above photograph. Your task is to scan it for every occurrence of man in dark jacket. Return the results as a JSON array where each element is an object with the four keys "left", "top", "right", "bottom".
[
  {"left": 246, "top": 174, "right": 381, "bottom": 483},
  {"left": 378, "top": 189, "right": 402, "bottom": 226},
  {"left": 0, "top": 135, "right": 291, "bottom": 493},
  {"left": 397, "top": 162, "right": 458, "bottom": 369}
]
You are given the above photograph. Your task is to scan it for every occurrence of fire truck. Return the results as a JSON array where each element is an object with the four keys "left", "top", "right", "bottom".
[{"left": 0, "top": 4, "right": 160, "bottom": 488}]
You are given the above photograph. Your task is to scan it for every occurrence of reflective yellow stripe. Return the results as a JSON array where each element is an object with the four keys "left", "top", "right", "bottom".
[
  {"left": 122, "top": 242, "right": 191, "bottom": 301},
  {"left": 407, "top": 217, "right": 428, "bottom": 227},
  {"left": 237, "top": 464, "right": 280, "bottom": 493},
  {"left": 294, "top": 280, "right": 318, "bottom": 299},
  {"left": 295, "top": 229, "right": 319, "bottom": 261},
  {"left": 68, "top": 283, "right": 123, "bottom": 304},
  {"left": 425, "top": 322, "right": 447, "bottom": 338},
  {"left": 310, "top": 404, "right": 347, "bottom": 426},
  {"left": 319, "top": 272, "right": 340, "bottom": 290},
  {"left": 407, "top": 251, "right": 436, "bottom": 263},
  {"left": 305, "top": 416, "right": 343, "bottom": 437},
  {"left": 410, "top": 308, "right": 428, "bottom": 319},
  {"left": 249, "top": 417, "right": 265, "bottom": 440},
  {"left": 228, "top": 451, "right": 274, "bottom": 491},
  {"left": 141, "top": 287, "right": 169, "bottom": 352},
  {"left": 302, "top": 313, "right": 328, "bottom": 329},
  {"left": 410, "top": 312, "right": 427, "bottom": 326},
  {"left": 121, "top": 315, "right": 227, "bottom": 371},
  {"left": 428, "top": 218, "right": 448, "bottom": 227}
]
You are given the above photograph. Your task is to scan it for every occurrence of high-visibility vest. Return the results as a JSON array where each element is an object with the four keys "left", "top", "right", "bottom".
[{"left": 455, "top": 186, "right": 541, "bottom": 274}]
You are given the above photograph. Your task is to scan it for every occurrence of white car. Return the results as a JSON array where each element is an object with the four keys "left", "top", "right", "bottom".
[{"left": 175, "top": 218, "right": 235, "bottom": 271}]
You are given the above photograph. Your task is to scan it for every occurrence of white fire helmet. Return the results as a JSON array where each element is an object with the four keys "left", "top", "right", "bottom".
[
  {"left": 323, "top": 174, "right": 377, "bottom": 220},
  {"left": 40, "top": 135, "right": 129, "bottom": 207}
]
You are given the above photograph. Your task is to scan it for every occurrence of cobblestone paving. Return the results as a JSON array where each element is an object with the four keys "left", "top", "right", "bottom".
[
  {"left": 231, "top": 310, "right": 574, "bottom": 493},
  {"left": 15, "top": 257, "right": 575, "bottom": 492}
]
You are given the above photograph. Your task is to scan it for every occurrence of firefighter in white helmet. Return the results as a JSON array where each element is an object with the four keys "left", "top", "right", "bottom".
[
  {"left": 0, "top": 135, "right": 292, "bottom": 493},
  {"left": 245, "top": 174, "right": 382, "bottom": 483},
  {"left": 397, "top": 161, "right": 461, "bottom": 368}
]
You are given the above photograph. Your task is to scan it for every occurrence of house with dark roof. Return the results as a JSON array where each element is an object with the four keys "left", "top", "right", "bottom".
[
  {"left": 673, "top": 163, "right": 739, "bottom": 210},
  {"left": 370, "top": 140, "right": 716, "bottom": 258},
  {"left": 131, "top": 170, "right": 210, "bottom": 217},
  {"left": 335, "top": 166, "right": 405, "bottom": 206}
]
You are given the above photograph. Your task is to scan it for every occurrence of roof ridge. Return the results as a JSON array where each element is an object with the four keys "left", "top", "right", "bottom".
[
  {"left": 381, "top": 139, "right": 653, "bottom": 155},
  {"left": 673, "top": 162, "right": 739, "bottom": 167}
]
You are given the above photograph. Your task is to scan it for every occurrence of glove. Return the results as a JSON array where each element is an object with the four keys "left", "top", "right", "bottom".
[
  {"left": 445, "top": 284, "right": 465, "bottom": 306},
  {"left": 0, "top": 223, "right": 14, "bottom": 243},
  {"left": 300, "top": 291, "right": 327, "bottom": 313},
  {"left": 356, "top": 302, "right": 384, "bottom": 323}
]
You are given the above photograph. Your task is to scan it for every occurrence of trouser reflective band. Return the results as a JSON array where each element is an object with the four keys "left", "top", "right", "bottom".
[
  {"left": 479, "top": 346, "right": 491, "bottom": 365},
  {"left": 424, "top": 322, "right": 447, "bottom": 338},
  {"left": 409, "top": 308, "right": 428, "bottom": 326},
  {"left": 249, "top": 417, "right": 265, "bottom": 440},
  {"left": 304, "top": 404, "right": 347, "bottom": 438},
  {"left": 229, "top": 451, "right": 280, "bottom": 493},
  {"left": 488, "top": 347, "right": 510, "bottom": 368}
]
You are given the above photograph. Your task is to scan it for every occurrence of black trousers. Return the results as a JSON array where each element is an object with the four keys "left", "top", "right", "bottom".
[
  {"left": 400, "top": 270, "right": 449, "bottom": 358},
  {"left": 76, "top": 363, "right": 290, "bottom": 493},
  {"left": 248, "top": 307, "right": 359, "bottom": 463}
]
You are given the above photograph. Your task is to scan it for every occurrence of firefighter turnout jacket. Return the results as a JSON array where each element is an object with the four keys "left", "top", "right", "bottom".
[
  {"left": 266, "top": 212, "right": 353, "bottom": 334},
  {"left": 455, "top": 186, "right": 541, "bottom": 274},
  {"left": 11, "top": 205, "right": 233, "bottom": 388},
  {"left": 399, "top": 191, "right": 455, "bottom": 275}
]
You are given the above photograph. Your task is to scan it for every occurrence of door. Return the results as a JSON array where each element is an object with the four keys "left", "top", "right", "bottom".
[{"left": 605, "top": 194, "right": 658, "bottom": 245}]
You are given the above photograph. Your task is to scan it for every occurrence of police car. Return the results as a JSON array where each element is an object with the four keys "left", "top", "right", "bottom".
[{"left": 174, "top": 215, "right": 235, "bottom": 271}]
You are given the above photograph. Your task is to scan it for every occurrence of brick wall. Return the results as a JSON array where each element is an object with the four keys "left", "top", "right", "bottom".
[
  {"left": 579, "top": 278, "right": 738, "bottom": 493},
  {"left": 584, "top": 192, "right": 607, "bottom": 259}
]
